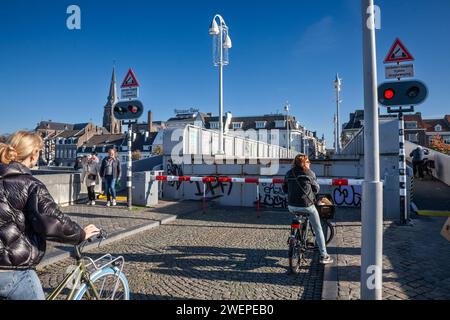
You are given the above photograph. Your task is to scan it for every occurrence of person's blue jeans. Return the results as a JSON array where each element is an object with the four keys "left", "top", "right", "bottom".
[
  {"left": 288, "top": 205, "right": 328, "bottom": 257},
  {"left": 104, "top": 175, "right": 117, "bottom": 202},
  {"left": 0, "top": 270, "right": 45, "bottom": 300}
]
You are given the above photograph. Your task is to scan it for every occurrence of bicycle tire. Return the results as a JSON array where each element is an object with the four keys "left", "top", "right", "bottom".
[
  {"left": 322, "top": 220, "right": 335, "bottom": 244},
  {"left": 288, "top": 242, "right": 302, "bottom": 274},
  {"left": 73, "top": 267, "right": 130, "bottom": 300},
  {"left": 310, "top": 220, "right": 335, "bottom": 245}
]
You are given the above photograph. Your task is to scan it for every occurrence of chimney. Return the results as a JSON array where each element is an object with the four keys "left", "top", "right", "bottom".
[{"left": 148, "top": 110, "right": 153, "bottom": 132}]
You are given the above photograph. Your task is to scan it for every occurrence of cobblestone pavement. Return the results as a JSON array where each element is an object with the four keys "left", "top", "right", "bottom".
[
  {"left": 38, "top": 207, "right": 324, "bottom": 300},
  {"left": 334, "top": 208, "right": 450, "bottom": 300},
  {"left": 44, "top": 200, "right": 201, "bottom": 257}
]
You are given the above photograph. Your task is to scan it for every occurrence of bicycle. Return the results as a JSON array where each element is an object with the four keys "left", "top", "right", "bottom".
[
  {"left": 46, "top": 229, "right": 130, "bottom": 300},
  {"left": 287, "top": 202, "right": 335, "bottom": 274}
]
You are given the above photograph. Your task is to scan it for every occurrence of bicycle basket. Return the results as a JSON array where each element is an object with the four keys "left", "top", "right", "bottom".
[{"left": 316, "top": 194, "right": 335, "bottom": 220}]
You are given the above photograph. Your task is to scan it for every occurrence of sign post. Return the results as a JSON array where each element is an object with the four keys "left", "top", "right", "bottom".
[
  {"left": 380, "top": 39, "right": 428, "bottom": 226},
  {"left": 116, "top": 68, "right": 142, "bottom": 210}
]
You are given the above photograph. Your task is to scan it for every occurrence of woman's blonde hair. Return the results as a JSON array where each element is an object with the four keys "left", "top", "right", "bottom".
[
  {"left": 293, "top": 153, "right": 309, "bottom": 170},
  {"left": 0, "top": 131, "right": 43, "bottom": 165}
]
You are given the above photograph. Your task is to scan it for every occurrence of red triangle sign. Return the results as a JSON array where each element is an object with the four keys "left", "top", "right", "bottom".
[
  {"left": 121, "top": 68, "right": 140, "bottom": 88},
  {"left": 384, "top": 38, "right": 414, "bottom": 64}
]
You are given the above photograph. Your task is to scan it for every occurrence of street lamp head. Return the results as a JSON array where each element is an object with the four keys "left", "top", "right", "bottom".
[
  {"left": 209, "top": 19, "right": 220, "bottom": 35},
  {"left": 224, "top": 34, "right": 232, "bottom": 49}
]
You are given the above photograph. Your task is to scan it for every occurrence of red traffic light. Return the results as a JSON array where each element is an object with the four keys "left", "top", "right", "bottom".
[
  {"left": 384, "top": 89, "right": 395, "bottom": 100},
  {"left": 128, "top": 105, "right": 139, "bottom": 113}
]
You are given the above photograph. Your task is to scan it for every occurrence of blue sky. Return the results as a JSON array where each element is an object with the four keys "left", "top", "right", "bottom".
[{"left": 0, "top": 0, "right": 449, "bottom": 147}]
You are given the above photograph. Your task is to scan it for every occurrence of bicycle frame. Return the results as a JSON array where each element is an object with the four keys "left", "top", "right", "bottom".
[{"left": 46, "top": 259, "right": 100, "bottom": 300}]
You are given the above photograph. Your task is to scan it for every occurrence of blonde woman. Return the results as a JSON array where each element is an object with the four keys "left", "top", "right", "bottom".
[
  {"left": 81, "top": 154, "right": 100, "bottom": 205},
  {"left": 0, "top": 131, "right": 99, "bottom": 300},
  {"left": 282, "top": 154, "right": 333, "bottom": 265}
]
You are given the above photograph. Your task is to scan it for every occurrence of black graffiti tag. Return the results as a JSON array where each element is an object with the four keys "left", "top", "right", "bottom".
[
  {"left": 258, "top": 183, "right": 287, "bottom": 209},
  {"left": 166, "top": 159, "right": 183, "bottom": 190}
]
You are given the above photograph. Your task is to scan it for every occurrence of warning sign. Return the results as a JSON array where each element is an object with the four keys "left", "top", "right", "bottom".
[
  {"left": 121, "top": 68, "right": 140, "bottom": 88},
  {"left": 384, "top": 38, "right": 414, "bottom": 64}
]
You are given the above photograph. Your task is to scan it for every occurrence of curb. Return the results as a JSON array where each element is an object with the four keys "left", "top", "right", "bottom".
[
  {"left": 37, "top": 203, "right": 203, "bottom": 271},
  {"left": 321, "top": 223, "right": 339, "bottom": 300}
]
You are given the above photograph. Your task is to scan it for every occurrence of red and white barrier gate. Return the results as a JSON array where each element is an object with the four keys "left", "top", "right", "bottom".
[{"left": 150, "top": 175, "right": 364, "bottom": 216}]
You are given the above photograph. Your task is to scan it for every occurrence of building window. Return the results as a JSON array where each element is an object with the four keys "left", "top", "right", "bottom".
[
  {"left": 407, "top": 133, "right": 419, "bottom": 142},
  {"left": 444, "top": 136, "right": 450, "bottom": 144},
  {"left": 405, "top": 121, "right": 418, "bottom": 129},
  {"left": 275, "top": 120, "right": 286, "bottom": 128},
  {"left": 255, "top": 121, "right": 266, "bottom": 129},
  {"left": 435, "top": 125, "right": 442, "bottom": 132},
  {"left": 232, "top": 122, "right": 243, "bottom": 130},
  {"left": 210, "top": 122, "right": 219, "bottom": 129}
]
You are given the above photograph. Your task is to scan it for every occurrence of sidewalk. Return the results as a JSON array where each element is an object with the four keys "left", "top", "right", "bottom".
[
  {"left": 38, "top": 200, "right": 203, "bottom": 270},
  {"left": 413, "top": 178, "right": 450, "bottom": 213},
  {"left": 323, "top": 208, "right": 450, "bottom": 300}
]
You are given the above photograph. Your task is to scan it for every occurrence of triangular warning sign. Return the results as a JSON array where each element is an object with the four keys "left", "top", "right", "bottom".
[
  {"left": 384, "top": 38, "right": 414, "bottom": 63},
  {"left": 121, "top": 68, "right": 140, "bottom": 88}
]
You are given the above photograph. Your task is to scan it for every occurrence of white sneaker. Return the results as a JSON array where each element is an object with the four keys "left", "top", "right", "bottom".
[
  {"left": 320, "top": 255, "right": 334, "bottom": 265},
  {"left": 106, "top": 201, "right": 111, "bottom": 207},
  {"left": 91, "top": 200, "right": 96, "bottom": 206},
  {"left": 112, "top": 199, "right": 117, "bottom": 206}
]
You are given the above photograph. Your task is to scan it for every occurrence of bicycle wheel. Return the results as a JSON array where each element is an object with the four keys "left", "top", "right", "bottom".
[
  {"left": 310, "top": 220, "right": 335, "bottom": 245},
  {"left": 288, "top": 241, "right": 302, "bottom": 274},
  {"left": 73, "top": 267, "right": 130, "bottom": 300},
  {"left": 322, "top": 220, "right": 335, "bottom": 244}
]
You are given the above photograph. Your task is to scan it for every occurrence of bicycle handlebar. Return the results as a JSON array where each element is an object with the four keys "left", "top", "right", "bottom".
[{"left": 73, "top": 228, "right": 108, "bottom": 260}]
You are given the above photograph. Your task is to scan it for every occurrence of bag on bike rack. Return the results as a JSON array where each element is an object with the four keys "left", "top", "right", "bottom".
[{"left": 316, "top": 194, "right": 336, "bottom": 220}]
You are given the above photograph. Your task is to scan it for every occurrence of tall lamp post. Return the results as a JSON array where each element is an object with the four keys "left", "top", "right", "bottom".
[
  {"left": 334, "top": 74, "right": 342, "bottom": 154},
  {"left": 209, "top": 14, "right": 232, "bottom": 155},
  {"left": 284, "top": 101, "right": 290, "bottom": 151}
]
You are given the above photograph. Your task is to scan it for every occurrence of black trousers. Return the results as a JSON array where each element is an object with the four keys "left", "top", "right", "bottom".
[
  {"left": 87, "top": 185, "right": 96, "bottom": 201},
  {"left": 413, "top": 160, "right": 424, "bottom": 179}
]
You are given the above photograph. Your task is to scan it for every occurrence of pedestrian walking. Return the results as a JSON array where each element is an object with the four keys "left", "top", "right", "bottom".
[
  {"left": 0, "top": 131, "right": 99, "bottom": 300},
  {"left": 409, "top": 146, "right": 428, "bottom": 179},
  {"left": 283, "top": 154, "right": 333, "bottom": 265},
  {"left": 100, "top": 148, "right": 121, "bottom": 207},
  {"left": 81, "top": 154, "right": 100, "bottom": 206}
]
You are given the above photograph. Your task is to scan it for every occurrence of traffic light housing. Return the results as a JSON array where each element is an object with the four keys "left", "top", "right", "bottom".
[
  {"left": 113, "top": 100, "right": 144, "bottom": 120},
  {"left": 378, "top": 80, "right": 428, "bottom": 107}
]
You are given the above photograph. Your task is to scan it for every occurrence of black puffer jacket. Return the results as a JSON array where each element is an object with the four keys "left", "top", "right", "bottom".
[
  {"left": 282, "top": 167, "right": 320, "bottom": 208},
  {"left": 0, "top": 162, "right": 86, "bottom": 270}
]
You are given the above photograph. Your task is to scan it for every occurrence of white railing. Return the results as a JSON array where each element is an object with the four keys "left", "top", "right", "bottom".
[{"left": 183, "top": 125, "right": 296, "bottom": 159}]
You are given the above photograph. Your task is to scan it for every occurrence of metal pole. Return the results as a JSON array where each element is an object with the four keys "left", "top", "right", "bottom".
[
  {"left": 127, "top": 122, "right": 133, "bottom": 210},
  {"left": 336, "top": 81, "right": 341, "bottom": 154},
  {"left": 361, "top": 0, "right": 383, "bottom": 300},
  {"left": 398, "top": 112, "right": 408, "bottom": 224},
  {"left": 218, "top": 24, "right": 224, "bottom": 155}
]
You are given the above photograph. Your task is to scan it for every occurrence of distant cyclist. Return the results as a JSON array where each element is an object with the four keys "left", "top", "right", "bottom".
[{"left": 283, "top": 154, "right": 333, "bottom": 265}]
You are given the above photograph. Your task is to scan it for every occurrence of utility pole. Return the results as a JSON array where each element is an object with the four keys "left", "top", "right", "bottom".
[{"left": 361, "top": 0, "right": 383, "bottom": 300}]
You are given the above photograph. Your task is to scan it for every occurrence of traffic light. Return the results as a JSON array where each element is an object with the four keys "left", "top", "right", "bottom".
[
  {"left": 113, "top": 100, "right": 144, "bottom": 120},
  {"left": 378, "top": 80, "right": 428, "bottom": 107}
]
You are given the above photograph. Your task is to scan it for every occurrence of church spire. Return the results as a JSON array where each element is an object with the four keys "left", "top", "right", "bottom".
[
  {"left": 107, "top": 67, "right": 118, "bottom": 107},
  {"left": 103, "top": 67, "right": 121, "bottom": 133}
]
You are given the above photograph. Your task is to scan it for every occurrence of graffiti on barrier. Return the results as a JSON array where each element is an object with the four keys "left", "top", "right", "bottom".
[
  {"left": 258, "top": 183, "right": 288, "bottom": 209},
  {"left": 166, "top": 159, "right": 183, "bottom": 190},
  {"left": 193, "top": 179, "right": 233, "bottom": 198},
  {"left": 332, "top": 185, "right": 361, "bottom": 207}
]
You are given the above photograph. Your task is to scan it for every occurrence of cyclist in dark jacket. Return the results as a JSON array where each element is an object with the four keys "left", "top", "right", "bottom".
[
  {"left": 283, "top": 154, "right": 333, "bottom": 265},
  {"left": 0, "top": 131, "right": 99, "bottom": 300}
]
